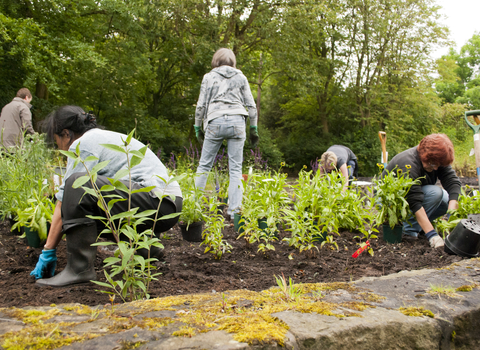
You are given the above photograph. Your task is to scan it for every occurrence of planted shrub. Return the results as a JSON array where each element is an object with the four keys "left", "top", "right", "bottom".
[
  {"left": 201, "top": 195, "right": 231, "bottom": 259},
  {"left": 373, "top": 166, "right": 419, "bottom": 228}
]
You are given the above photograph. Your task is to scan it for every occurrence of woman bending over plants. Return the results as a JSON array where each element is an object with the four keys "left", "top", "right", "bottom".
[
  {"left": 383, "top": 133, "right": 461, "bottom": 248},
  {"left": 31, "top": 105, "right": 183, "bottom": 287}
]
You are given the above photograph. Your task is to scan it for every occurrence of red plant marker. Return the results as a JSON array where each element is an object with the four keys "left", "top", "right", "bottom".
[{"left": 352, "top": 240, "right": 370, "bottom": 258}]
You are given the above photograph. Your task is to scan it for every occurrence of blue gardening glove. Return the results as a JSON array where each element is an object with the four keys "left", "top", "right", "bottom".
[
  {"left": 194, "top": 125, "right": 204, "bottom": 145},
  {"left": 30, "top": 249, "right": 57, "bottom": 280},
  {"left": 249, "top": 126, "right": 259, "bottom": 148}
]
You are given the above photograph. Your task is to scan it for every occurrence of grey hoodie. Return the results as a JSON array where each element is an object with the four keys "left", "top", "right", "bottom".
[{"left": 194, "top": 66, "right": 257, "bottom": 130}]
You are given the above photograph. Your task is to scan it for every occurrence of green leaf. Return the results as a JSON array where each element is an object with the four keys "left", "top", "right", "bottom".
[
  {"left": 100, "top": 185, "right": 116, "bottom": 192},
  {"left": 126, "top": 130, "right": 134, "bottom": 144},
  {"left": 72, "top": 175, "right": 91, "bottom": 188},
  {"left": 84, "top": 156, "right": 99, "bottom": 162},
  {"left": 114, "top": 169, "right": 129, "bottom": 181},
  {"left": 100, "top": 144, "right": 127, "bottom": 153},
  {"left": 91, "top": 160, "right": 111, "bottom": 174},
  {"left": 59, "top": 150, "right": 77, "bottom": 159},
  {"left": 131, "top": 186, "right": 155, "bottom": 194}
]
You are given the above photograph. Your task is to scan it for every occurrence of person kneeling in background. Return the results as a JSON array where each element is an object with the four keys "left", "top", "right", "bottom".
[
  {"left": 30, "top": 105, "right": 183, "bottom": 287},
  {"left": 383, "top": 133, "right": 461, "bottom": 248},
  {"left": 320, "top": 145, "right": 358, "bottom": 192}
]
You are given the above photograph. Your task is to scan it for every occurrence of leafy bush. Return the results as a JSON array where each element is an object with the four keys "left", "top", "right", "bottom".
[
  {"left": 373, "top": 166, "right": 420, "bottom": 228},
  {"left": 0, "top": 133, "right": 56, "bottom": 221}
]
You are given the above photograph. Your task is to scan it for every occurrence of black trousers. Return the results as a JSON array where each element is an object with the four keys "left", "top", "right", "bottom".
[{"left": 61, "top": 173, "right": 182, "bottom": 239}]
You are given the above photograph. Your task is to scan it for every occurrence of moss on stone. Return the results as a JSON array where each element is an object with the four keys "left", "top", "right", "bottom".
[
  {"left": 1, "top": 282, "right": 374, "bottom": 348},
  {"left": 398, "top": 307, "right": 434, "bottom": 318},
  {"left": 2, "top": 308, "right": 62, "bottom": 324},
  {"left": 456, "top": 285, "right": 474, "bottom": 292},
  {"left": 0, "top": 322, "right": 101, "bottom": 349},
  {"left": 355, "top": 292, "right": 386, "bottom": 303}
]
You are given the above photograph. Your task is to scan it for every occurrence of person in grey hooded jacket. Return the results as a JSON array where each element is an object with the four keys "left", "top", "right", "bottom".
[{"left": 194, "top": 48, "right": 258, "bottom": 219}]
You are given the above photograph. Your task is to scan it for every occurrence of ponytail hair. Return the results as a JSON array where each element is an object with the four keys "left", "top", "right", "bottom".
[{"left": 42, "top": 105, "right": 100, "bottom": 146}]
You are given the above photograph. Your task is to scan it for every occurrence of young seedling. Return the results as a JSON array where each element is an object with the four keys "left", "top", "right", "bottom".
[
  {"left": 428, "top": 284, "right": 461, "bottom": 298},
  {"left": 274, "top": 273, "right": 302, "bottom": 302}
]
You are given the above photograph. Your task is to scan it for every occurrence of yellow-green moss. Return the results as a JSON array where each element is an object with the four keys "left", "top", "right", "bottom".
[
  {"left": 2, "top": 308, "right": 62, "bottom": 324},
  {"left": 0, "top": 322, "right": 101, "bottom": 350},
  {"left": 456, "top": 285, "right": 475, "bottom": 292},
  {"left": 355, "top": 292, "right": 386, "bottom": 303},
  {"left": 172, "top": 326, "right": 196, "bottom": 337},
  {"left": 1, "top": 282, "right": 375, "bottom": 349},
  {"left": 399, "top": 307, "right": 434, "bottom": 318},
  {"left": 107, "top": 317, "right": 174, "bottom": 333}
]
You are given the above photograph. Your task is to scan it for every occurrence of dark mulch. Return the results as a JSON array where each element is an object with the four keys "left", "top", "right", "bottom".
[{"left": 0, "top": 217, "right": 466, "bottom": 308}]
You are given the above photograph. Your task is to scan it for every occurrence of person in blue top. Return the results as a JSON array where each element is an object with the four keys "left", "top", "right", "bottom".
[{"left": 31, "top": 105, "right": 183, "bottom": 287}]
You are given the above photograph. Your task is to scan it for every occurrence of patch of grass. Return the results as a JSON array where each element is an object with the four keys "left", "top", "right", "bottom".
[{"left": 428, "top": 284, "right": 461, "bottom": 298}]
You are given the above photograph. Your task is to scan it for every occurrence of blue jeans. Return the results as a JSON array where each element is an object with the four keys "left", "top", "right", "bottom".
[
  {"left": 195, "top": 115, "right": 246, "bottom": 217},
  {"left": 403, "top": 185, "right": 449, "bottom": 237}
]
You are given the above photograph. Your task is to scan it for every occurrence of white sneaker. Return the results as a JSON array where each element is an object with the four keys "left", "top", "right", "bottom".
[{"left": 429, "top": 235, "right": 444, "bottom": 249}]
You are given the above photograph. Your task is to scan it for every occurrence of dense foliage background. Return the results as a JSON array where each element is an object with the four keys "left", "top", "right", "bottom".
[{"left": 1, "top": 0, "right": 479, "bottom": 175}]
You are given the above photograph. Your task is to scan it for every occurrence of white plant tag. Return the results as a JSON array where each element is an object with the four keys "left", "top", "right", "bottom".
[{"left": 470, "top": 148, "right": 475, "bottom": 156}]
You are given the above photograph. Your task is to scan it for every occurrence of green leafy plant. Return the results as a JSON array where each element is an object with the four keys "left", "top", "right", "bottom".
[
  {"left": 435, "top": 186, "right": 480, "bottom": 235},
  {"left": 373, "top": 165, "right": 420, "bottom": 228},
  {"left": 62, "top": 129, "right": 182, "bottom": 302},
  {"left": 284, "top": 168, "right": 350, "bottom": 253},
  {"left": 11, "top": 181, "right": 55, "bottom": 241},
  {"left": 282, "top": 169, "right": 321, "bottom": 255},
  {"left": 274, "top": 273, "right": 302, "bottom": 302},
  {"left": 0, "top": 133, "right": 56, "bottom": 221},
  {"left": 352, "top": 195, "right": 379, "bottom": 256},
  {"left": 239, "top": 172, "right": 290, "bottom": 252},
  {"left": 178, "top": 169, "right": 204, "bottom": 228},
  {"left": 201, "top": 195, "right": 231, "bottom": 259}
]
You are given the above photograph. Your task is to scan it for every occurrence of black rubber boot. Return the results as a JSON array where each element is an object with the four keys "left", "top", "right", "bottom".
[{"left": 36, "top": 224, "right": 97, "bottom": 287}]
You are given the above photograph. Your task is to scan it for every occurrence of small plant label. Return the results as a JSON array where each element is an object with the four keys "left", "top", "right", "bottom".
[{"left": 352, "top": 241, "right": 370, "bottom": 258}]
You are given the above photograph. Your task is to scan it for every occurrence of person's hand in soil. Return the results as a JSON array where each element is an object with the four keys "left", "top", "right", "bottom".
[{"left": 30, "top": 248, "right": 57, "bottom": 279}]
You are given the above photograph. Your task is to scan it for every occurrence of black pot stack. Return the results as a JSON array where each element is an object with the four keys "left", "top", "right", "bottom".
[{"left": 445, "top": 219, "right": 480, "bottom": 257}]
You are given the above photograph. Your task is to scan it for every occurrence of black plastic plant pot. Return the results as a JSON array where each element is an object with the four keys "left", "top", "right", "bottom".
[
  {"left": 24, "top": 227, "right": 42, "bottom": 248},
  {"left": 179, "top": 221, "right": 204, "bottom": 242},
  {"left": 445, "top": 219, "right": 480, "bottom": 258},
  {"left": 382, "top": 224, "right": 402, "bottom": 244}
]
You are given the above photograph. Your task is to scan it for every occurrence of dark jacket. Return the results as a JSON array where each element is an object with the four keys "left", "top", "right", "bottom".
[
  {"left": 327, "top": 145, "right": 359, "bottom": 178},
  {"left": 0, "top": 97, "right": 35, "bottom": 148},
  {"left": 383, "top": 146, "right": 461, "bottom": 213}
]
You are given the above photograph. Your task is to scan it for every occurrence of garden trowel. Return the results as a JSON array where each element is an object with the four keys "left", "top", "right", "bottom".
[{"left": 378, "top": 131, "right": 387, "bottom": 168}]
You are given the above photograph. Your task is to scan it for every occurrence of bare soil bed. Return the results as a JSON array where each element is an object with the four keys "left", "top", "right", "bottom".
[
  {"left": 0, "top": 218, "right": 466, "bottom": 308},
  {"left": 1, "top": 177, "right": 475, "bottom": 309}
]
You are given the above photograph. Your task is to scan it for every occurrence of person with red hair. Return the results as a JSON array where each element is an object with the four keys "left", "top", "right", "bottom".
[{"left": 383, "top": 133, "right": 461, "bottom": 248}]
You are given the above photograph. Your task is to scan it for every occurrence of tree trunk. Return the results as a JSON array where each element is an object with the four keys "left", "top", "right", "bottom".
[
  {"left": 35, "top": 82, "right": 48, "bottom": 100},
  {"left": 256, "top": 53, "right": 263, "bottom": 120}
]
